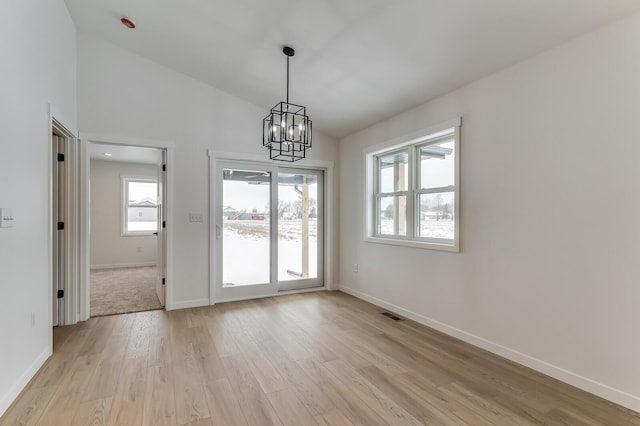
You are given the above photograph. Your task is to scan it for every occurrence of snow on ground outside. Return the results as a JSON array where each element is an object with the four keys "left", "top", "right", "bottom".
[
  {"left": 380, "top": 218, "right": 454, "bottom": 239},
  {"left": 221, "top": 217, "right": 452, "bottom": 286},
  {"left": 128, "top": 221, "right": 157, "bottom": 231},
  {"left": 223, "top": 219, "right": 318, "bottom": 286}
]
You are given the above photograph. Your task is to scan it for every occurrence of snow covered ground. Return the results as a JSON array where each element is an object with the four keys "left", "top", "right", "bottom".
[
  {"left": 221, "top": 217, "right": 452, "bottom": 286},
  {"left": 127, "top": 221, "right": 157, "bottom": 232},
  {"left": 223, "top": 219, "right": 318, "bottom": 286},
  {"left": 419, "top": 220, "right": 454, "bottom": 239},
  {"left": 380, "top": 218, "right": 454, "bottom": 240}
]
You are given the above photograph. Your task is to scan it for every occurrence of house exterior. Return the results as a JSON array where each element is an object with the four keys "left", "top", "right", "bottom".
[
  {"left": 127, "top": 198, "right": 158, "bottom": 223},
  {"left": 222, "top": 205, "right": 238, "bottom": 219}
]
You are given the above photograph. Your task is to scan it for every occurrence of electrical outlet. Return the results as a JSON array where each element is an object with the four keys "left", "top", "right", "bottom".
[
  {"left": 30, "top": 312, "right": 35, "bottom": 328},
  {"left": 353, "top": 263, "right": 359, "bottom": 273}
]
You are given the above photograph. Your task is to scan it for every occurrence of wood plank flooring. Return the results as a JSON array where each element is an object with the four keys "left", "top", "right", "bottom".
[{"left": 2, "top": 291, "right": 639, "bottom": 425}]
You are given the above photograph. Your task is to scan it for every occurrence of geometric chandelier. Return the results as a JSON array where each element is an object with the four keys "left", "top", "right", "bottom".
[{"left": 263, "top": 46, "right": 312, "bottom": 162}]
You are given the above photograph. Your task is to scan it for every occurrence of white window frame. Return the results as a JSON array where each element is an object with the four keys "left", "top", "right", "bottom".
[
  {"left": 365, "top": 117, "right": 460, "bottom": 252},
  {"left": 121, "top": 176, "right": 158, "bottom": 236}
]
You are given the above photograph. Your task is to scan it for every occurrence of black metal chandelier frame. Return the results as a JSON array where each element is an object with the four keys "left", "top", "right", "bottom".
[{"left": 263, "top": 46, "right": 312, "bottom": 162}]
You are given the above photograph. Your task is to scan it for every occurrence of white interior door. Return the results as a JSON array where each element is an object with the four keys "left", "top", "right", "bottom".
[
  {"left": 214, "top": 160, "right": 324, "bottom": 302},
  {"left": 155, "top": 150, "right": 166, "bottom": 306}
]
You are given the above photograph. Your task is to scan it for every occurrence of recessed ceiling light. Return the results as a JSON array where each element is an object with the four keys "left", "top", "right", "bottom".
[
  {"left": 120, "top": 17, "right": 136, "bottom": 29},
  {"left": 103, "top": 153, "right": 113, "bottom": 157}
]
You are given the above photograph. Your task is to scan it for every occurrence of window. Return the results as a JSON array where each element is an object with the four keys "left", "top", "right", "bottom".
[
  {"left": 376, "top": 150, "right": 408, "bottom": 237},
  {"left": 122, "top": 177, "right": 158, "bottom": 235},
  {"left": 366, "top": 118, "right": 460, "bottom": 251}
]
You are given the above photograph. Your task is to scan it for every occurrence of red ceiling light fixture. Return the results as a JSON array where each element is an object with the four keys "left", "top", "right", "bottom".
[{"left": 120, "top": 17, "right": 136, "bottom": 29}]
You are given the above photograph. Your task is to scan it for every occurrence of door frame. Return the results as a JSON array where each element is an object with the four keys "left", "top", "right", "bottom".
[
  {"left": 156, "top": 149, "right": 168, "bottom": 306},
  {"left": 49, "top": 113, "right": 79, "bottom": 329},
  {"left": 208, "top": 150, "right": 336, "bottom": 304},
  {"left": 78, "top": 133, "right": 174, "bottom": 319}
]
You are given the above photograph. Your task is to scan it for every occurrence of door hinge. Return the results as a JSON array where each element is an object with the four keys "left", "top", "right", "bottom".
[
  {"left": 162, "top": 278, "right": 166, "bottom": 285},
  {"left": 57, "top": 289, "right": 64, "bottom": 299},
  {"left": 57, "top": 221, "right": 64, "bottom": 230},
  {"left": 162, "top": 221, "right": 166, "bottom": 228},
  {"left": 57, "top": 153, "right": 64, "bottom": 162},
  {"left": 162, "top": 164, "right": 166, "bottom": 172}
]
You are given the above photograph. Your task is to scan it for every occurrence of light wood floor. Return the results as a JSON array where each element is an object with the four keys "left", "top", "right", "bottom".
[{"left": 2, "top": 292, "right": 638, "bottom": 425}]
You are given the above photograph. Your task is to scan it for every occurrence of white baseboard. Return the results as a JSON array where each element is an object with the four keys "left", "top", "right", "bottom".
[
  {"left": 214, "top": 286, "right": 327, "bottom": 304},
  {"left": 339, "top": 284, "right": 640, "bottom": 413},
  {"left": 166, "top": 298, "right": 210, "bottom": 311},
  {"left": 90, "top": 262, "right": 156, "bottom": 270},
  {"left": 0, "top": 346, "right": 51, "bottom": 417},
  {"left": 167, "top": 288, "right": 328, "bottom": 309}
]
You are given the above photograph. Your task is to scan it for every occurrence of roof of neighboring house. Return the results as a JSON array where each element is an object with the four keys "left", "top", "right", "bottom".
[{"left": 129, "top": 198, "right": 157, "bottom": 207}]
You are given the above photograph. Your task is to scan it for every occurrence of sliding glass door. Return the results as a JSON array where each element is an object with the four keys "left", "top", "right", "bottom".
[
  {"left": 221, "top": 168, "right": 272, "bottom": 287},
  {"left": 277, "top": 170, "right": 323, "bottom": 291},
  {"left": 214, "top": 161, "right": 323, "bottom": 301}
]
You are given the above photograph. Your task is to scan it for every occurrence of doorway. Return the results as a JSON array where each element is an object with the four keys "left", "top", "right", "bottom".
[
  {"left": 86, "top": 142, "right": 167, "bottom": 316},
  {"left": 214, "top": 160, "right": 324, "bottom": 301},
  {"left": 51, "top": 120, "right": 78, "bottom": 327}
]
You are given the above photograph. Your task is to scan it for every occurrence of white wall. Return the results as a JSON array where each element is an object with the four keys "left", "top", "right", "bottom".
[
  {"left": 339, "top": 12, "right": 640, "bottom": 411},
  {"left": 0, "top": 0, "right": 77, "bottom": 416},
  {"left": 90, "top": 160, "right": 157, "bottom": 268},
  {"left": 77, "top": 34, "right": 339, "bottom": 308}
]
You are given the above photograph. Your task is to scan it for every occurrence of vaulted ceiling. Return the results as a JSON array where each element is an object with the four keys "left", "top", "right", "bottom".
[{"left": 65, "top": 0, "right": 640, "bottom": 139}]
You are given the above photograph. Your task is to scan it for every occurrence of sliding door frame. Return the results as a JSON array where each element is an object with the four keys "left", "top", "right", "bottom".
[
  {"left": 276, "top": 167, "right": 324, "bottom": 292},
  {"left": 214, "top": 160, "right": 278, "bottom": 301},
  {"left": 209, "top": 151, "right": 335, "bottom": 304}
]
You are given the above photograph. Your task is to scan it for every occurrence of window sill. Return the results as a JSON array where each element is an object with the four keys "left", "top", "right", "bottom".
[
  {"left": 364, "top": 236, "right": 459, "bottom": 252},
  {"left": 121, "top": 232, "right": 157, "bottom": 237}
]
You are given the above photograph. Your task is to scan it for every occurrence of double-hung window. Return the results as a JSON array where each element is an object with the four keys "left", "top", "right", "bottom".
[
  {"left": 366, "top": 118, "right": 460, "bottom": 251},
  {"left": 122, "top": 177, "right": 158, "bottom": 235}
]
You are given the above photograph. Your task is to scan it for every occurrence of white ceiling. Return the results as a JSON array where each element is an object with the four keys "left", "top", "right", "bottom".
[
  {"left": 65, "top": 0, "right": 640, "bottom": 139},
  {"left": 89, "top": 142, "right": 162, "bottom": 164}
]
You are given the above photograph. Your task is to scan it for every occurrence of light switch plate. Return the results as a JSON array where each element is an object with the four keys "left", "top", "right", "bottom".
[
  {"left": 189, "top": 212, "right": 204, "bottom": 223},
  {"left": 0, "top": 208, "right": 15, "bottom": 228}
]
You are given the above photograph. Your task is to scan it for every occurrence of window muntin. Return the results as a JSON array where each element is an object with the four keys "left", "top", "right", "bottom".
[
  {"left": 369, "top": 122, "right": 459, "bottom": 251},
  {"left": 123, "top": 178, "right": 158, "bottom": 235}
]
